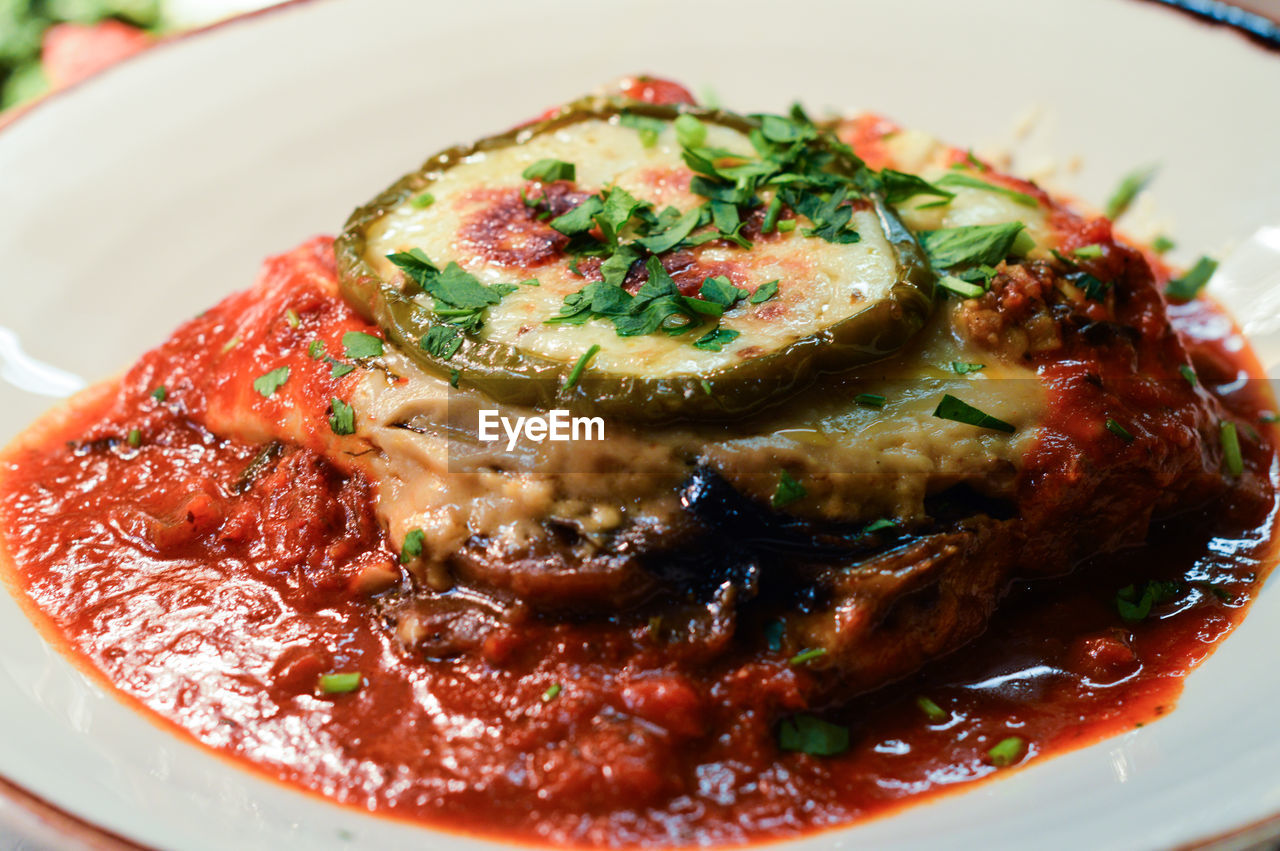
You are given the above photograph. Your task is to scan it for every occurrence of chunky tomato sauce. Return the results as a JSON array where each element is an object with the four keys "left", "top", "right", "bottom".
[{"left": 0, "top": 230, "right": 1276, "bottom": 846}]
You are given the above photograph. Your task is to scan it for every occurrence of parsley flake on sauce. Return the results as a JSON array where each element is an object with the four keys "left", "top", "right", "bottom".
[
  {"left": 400, "top": 528, "right": 426, "bottom": 564},
  {"left": 1105, "top": 165, "right": 1157, "bottom": 220},
  {"left": 789, "top": 647, "right": 827, "bottom": 666},
  {"left": 771, "top": 470, "right": 807, "bottom": 508},
  {"left": 327, "top": 358, "right": 356, "bottom": 379},
  {"left": 318, "top": 672, "right": 362, "bottom": 694},
  {"left": 126, "top": 428, "right": 141, "bottom": 448},
  {"left": 150, "top": 386, "right": 167, "bottom": 402},
  {"left": 987, "top": 736, "right": 1025, "bottom": 767},
  {"left": 932, "top": 394, "right": 1015, "bottom": 433},
  {"left": 252, "top": 366, "right": 290, "bottom": 398},
  {"left": 778, "top": 714, "right": 850, "bottom": 757},
  {"left": 342, "top": 330, "right": 384, "bottom": 359},
  {"left": 1105, "top": 417, "right": 1136, "bottom": 444},
  {"left": 854, "top": 393, "right": 886, "bottom": 409},
  {"left": 1116, "top": 580, "right": 1181, "bottom": 621},
  {"left": 541, "top": 683, "right": 563, "bottom": 703},
  {"left": 1220, "top": 421, "right": 1244, "bottom": 477},
  {"left": 951, "top": 361, "right": 985, "bottom": 375},
  {"left": 916, "top": 696, "right": 947, "bottom": 722},
  {"left": 328, "top": 398, "right": 356, "bottom": 435},
  {"left": 1165, "top": 256, "right": 1217, "bottom": 302}
]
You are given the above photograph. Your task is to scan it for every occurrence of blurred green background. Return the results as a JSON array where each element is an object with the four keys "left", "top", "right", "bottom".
[{"left": 0, "top": 0, "right": 277, "bottom": 110}]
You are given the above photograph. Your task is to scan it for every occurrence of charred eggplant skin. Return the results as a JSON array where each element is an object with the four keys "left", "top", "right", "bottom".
[{"left": 335, "top": 97, "right": 935, "bottom": 422}]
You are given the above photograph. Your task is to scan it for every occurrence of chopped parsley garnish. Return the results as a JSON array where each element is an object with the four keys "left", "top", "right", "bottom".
[
  {"left": 318, "top": 672, "right": 362, "bottom": 694},
  {"left": 918, "top": 222, "right": 1026, "bottom": 270},
  {"left": 764, "top": 619, "right": 785, "bottom": 652},
  {"left": 619, "top": 110, "right": 665, "bottom": 147},
  {"left": 1152, "top": 235, "right": 1176, "bottom": 254},
  {"left": 522, "top": 158, "right": 576, "bottom": 182},
  {"left": 1105, "top": 164, "right": 1157, "bottom": 220},
  {"left": 778, "top": 714, "right": 850, "bottom": 757},
  {"left": 308, "top": 340, "right": 325, "bottom": 359},
  {"left": 750, "top": 280, "right": 779, "bottom": 304},
  {"left": 880, "top": 170, "right": 954, "bottom": 205},
  {"left": 150, "top": 385, "right": 167, "bottom": 402},
  {"left": 387, "top": 249, "right": 519, "bottom": 333},
  {"left": 789, "top": 647, "right": 827, "bottom": 666},
  {"left": 938, "top": 274, "right": 986, "bottom": 299},
  {"left": 421, "top": 326, "right": 463, "bottom": 359},
  {"left": 1073, "top": 244, "right": 1104, "bottom": 259},
  {"left": 771, "top": 470, "right": 807, "bottom": 508},
  {"left": 1178, "top": 364, "right": 1198, "bottom": 387},
  {"left": 410, "top": 191, "right": 435, "bottom": 208},
  {"left": 1078, "top": 274, "right": 1110, "bottom": 302},
  {"left": 1116, "top": 580, "right": 1181, "bottom": 621},
  {"left": 1165, "top": 256, "right": 1217, "bottom": 301},
  {"left": 549, "top": 256, "right": 731, "bottom": 339},
  {"left": 951, "top": 361, "right": 985, "bottom": 375},
  {"left": 692, "top": 327, "right": 740, "bottom": 352},
  {"left": 916, "top": 696, "right": 947, "bottom": 722},
  {"left": 699, "top": 275, "right": 749, "bottom": 307},
  {"left": 328, "top": 397, "right": 356, "bottom": 435},
  {"left": 252, "top": 366, "right": 290, "bottom": 398},
  {"left": 541, "top": 683, "right": 562, "bottom": 702},
  {"left": 449, "top": 369, "right": 460, "bottom": 388},
  {"left": 400, "top": 528, "right": 425, "bottom": 564},
  {"left": 126, "top": 428, "right": 141, "bottom": 448},
  {"left": 1105, "top": 417, "right": 1135, "bottom": 444},
  {"left": 327, "top": 358, "right": 356, "bottom": 379},
  {"left": 936, "top": 172, "right": 1037, "bottom": 208},
  {"left": 932, "top": 394, "right": 1015, "bottom": 433},
  {"left": 864, "top": 518, "right": 898, "bottom": 534},
  {"left": 563, "top": 344, "right": 600, "bottom": 390},
  {"left": 673, "top": 113, "right": 707, "bottom": 148},
  {"left": 285, "top": 308, "right": 301, "bottom": 328},
  {"left": 342, "top": 330, "right": 384, "bottom": 359},
  {"left": 855, "top": 393, "right": 886, "bottom": 409},
  {"left": 554, "top": 103, "right": 882, "bottom": 320},
  {"left": 987, "top": 736, "right": 1025, "bottom": 767},
  {"left": 1221, "top": 420, "right": 1244, "bottom": 477}
]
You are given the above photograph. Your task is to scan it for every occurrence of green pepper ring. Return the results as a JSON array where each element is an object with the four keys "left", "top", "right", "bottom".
[{"left": 335, "top": 96, "right": 935, "bottom": 423}]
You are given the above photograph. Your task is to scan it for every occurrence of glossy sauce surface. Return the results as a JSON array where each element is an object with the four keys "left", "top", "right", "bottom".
[{"left": 0, "top": 248, "right": 1275, "bottom": 846}]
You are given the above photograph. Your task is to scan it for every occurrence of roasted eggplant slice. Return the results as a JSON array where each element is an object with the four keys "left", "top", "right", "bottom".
[{"left": 336, "top": 97, "right": 934, "bottom": 421}]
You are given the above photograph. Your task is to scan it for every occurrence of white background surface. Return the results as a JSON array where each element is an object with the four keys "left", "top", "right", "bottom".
[{"left": 0, "top": 0, "right": 1278, "bottom": 848}]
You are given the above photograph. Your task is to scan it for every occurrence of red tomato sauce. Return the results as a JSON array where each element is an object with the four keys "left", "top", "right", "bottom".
[{"left": 0, "top": 240, "right": 1277, "bottom": 847}]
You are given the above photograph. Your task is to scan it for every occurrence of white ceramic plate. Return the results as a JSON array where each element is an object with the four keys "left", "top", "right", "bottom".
[{"left": 2, "top": 0, "right": 1279, "bottom": 848}]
